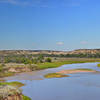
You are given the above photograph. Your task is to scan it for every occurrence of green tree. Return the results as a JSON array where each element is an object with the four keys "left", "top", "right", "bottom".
[
  {"left": 38, "top": 54, "right": 44, "bottom": 63},
  {"left": 4, "top": 57, "right": 11, "bottom": 63},
  {"left": 45, "top": 58, "right": 52, "bottom": 62}
]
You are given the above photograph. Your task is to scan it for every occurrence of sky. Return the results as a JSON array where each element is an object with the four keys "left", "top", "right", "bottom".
[{"left": 0, "top": 0, "right": 100, "bottom": 51}]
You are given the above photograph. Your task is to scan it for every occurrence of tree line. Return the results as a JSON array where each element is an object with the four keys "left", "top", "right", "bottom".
[
  {"left": 0, "top": 54, "right": 52, "bottom": 64},
  {"left": 0, "top": 53, "right": 100, "bottom": 64}
]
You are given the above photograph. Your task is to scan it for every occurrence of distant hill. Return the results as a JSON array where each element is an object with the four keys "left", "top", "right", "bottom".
[
  {"left": 0, "top": 50, "right": 67, "bottom": 56},
  {"left": 67, "top": 49, "right": 100, "bottom": 54},
  {"left": 0, "top": 49, "right": 100, "bottom": 56}
]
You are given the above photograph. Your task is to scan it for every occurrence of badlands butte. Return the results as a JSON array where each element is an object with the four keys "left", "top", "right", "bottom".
[{"left": 0, "top": 49, "right": 100, "bottom": 55}]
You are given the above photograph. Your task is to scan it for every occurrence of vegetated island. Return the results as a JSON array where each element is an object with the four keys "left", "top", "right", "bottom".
[
  {"left": 44, "top": 68, "right": 97, "bottom": 79},
  {"left": 44, "top": 73, "right": 69, "bottom": 78}
]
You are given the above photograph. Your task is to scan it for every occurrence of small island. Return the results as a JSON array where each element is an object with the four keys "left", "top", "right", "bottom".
[
  {"left": 57, "top": 68, "right": 97, "bottom": 74},
  {"left": 44, "top": 73, "right": 69, "bottom": 78}
]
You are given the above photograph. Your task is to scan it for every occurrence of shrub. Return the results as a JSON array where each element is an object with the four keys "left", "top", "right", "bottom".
[{"left": 45, "top": 58, "right": 52, "bottom": 62}]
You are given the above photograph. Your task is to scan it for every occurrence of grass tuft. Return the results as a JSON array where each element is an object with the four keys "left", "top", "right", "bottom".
[{"left": 97, "top": 64, "right": 100, "bottom": 67}]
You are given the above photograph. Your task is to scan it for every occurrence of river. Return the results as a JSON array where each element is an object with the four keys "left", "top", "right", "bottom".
[{"left": 5, "top": 63, "right": 100, "bottom": 100}]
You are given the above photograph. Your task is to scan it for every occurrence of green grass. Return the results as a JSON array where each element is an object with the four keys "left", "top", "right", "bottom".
[
  {"left": 0, "top": 81, "right": 24, "bottom": 88},
  {"left": 38, "top": 60, "right": 99, "bottom": 70},
  {"left": 22, "top": 95, "right": 31, "bottom": 100},
  {"left": 44, "top": 73, "right": 69, "bottom": 78},
  {"left": 97, "top": 64, "right": 100, "bottom": 67}
]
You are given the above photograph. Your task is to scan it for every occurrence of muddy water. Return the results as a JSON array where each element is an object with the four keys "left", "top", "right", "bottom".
[{"left": 6, "top": 63, "right": 100, "bottom": 100}]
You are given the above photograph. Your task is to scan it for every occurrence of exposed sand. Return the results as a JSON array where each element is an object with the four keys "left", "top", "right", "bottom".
[{"left": 57, "top": 69, "right": 96, "bottom": 74}]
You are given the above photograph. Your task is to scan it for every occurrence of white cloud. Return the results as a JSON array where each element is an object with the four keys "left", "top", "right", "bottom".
[
  {"left": 80, "top": 41, "right": 88, "bottom": 45},
  {"left": 56, "top": 42, "right": 64, "bottom": 45}
]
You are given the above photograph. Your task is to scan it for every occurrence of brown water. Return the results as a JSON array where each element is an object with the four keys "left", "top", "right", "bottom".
[{"left": 6, "top": 63, "right": 100, "bottom": 100}]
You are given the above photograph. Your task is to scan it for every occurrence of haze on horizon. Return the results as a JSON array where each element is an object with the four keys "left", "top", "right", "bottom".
[{"left": 0, "top": 0, "right": 100, "bottom": 51}]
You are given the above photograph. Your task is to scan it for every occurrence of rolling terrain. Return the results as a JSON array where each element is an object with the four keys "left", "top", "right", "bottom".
[{"left": 0, "top": 49, "right": 100, "bottom": 56}]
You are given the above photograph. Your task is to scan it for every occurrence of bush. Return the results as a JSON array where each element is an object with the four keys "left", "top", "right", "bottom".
[{"left": 45, "top": 58, "right": 52, "bottom": 62}]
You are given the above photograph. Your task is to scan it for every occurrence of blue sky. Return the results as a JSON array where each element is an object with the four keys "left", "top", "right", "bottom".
[{"left": 0, "top": 0, "right": 100, "bottom": 51}]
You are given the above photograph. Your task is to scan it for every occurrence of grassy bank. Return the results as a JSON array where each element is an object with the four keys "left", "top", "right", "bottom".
[
  {"left": 0, "top": 81, "right": 24, "bottom": 87},
  {"left": 38, "top": 58, "right": 100, "bottom": 69}
]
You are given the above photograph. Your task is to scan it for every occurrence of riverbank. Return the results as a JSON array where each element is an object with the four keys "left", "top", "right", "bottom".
[
  {"left": 0, "top": 81, "right": 31, "bottom": 100},
  {"left": 0, "top": 58, "right": 100, "bottom": 78},
  {"left": 0, "top": 63, "right": 39, "bottom": 78}
]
